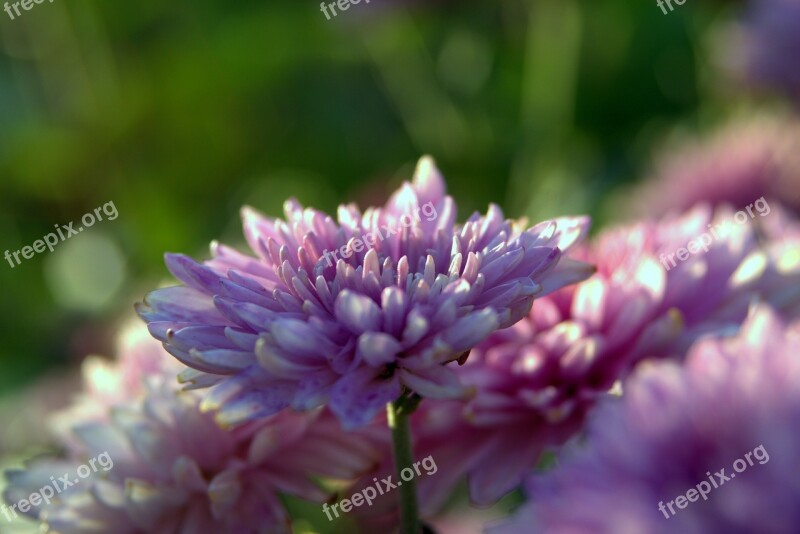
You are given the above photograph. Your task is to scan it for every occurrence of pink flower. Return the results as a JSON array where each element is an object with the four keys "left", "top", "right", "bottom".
[
  {"left": 363, "top": 203, "right": 800, "bottom": 514},
  {"left": 632, "top": 118, "right": 800, "bottom": 217},
  {"left": 4, "top": 324, "right": 382, "bottom": 533},
  {"left": 493, "top": 306, "right": 800, "bottom": 533}
]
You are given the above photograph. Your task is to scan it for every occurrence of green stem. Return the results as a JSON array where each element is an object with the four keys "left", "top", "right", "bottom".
[{"left": 387, "top": 396, "right": 420, "bottom": 534}]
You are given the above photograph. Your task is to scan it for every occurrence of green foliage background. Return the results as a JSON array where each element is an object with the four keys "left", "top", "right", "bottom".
[{"left": 0, "top": 0, "right": 737, "bottom": 408}]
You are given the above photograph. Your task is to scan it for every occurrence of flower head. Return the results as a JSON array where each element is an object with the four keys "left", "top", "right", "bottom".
[
  {"left": 4, "top": 325, "right": 381, "bottom": 534},
  {"left": 49, "top": 321, "right": 184, "bottom": 451},
  {"left": 376, "top": 203, "right": 800, "bottom": 510},
  {"left": 493, "top": 305, "right": 800, "bottom": 534},
  {"left": 137, "top": 157, "right": 592, "bottom": 429},
  {"left": 633, "top": 118, "right": 800, "bottom": 217}
]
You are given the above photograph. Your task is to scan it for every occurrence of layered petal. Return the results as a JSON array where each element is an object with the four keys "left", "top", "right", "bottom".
[{"left": 137, "top": 157, "right": 592, "bottom": 428}]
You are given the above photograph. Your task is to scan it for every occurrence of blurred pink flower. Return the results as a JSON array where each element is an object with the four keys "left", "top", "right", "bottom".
[
  {"left": 632, "top": 118, "right": 800, "bottom": 217},
  {"left": 492, "top": 305, "right": 800, "bottom": 534},
  {"left": 50, "top": 321, "right": 185, "bottom": 447},
  {"left": 4, "top": 323, "right": 382, "bottom": 534},
  {"left": 356, "top": 202, "right": 800, "bottom": 518}
]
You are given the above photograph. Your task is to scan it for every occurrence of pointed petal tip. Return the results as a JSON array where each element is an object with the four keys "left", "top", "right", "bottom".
[
  {"left": 134, "top": 300, "right": 149, "bottom": 316},
  {"left": 240, "top": 205, "right": 258, "bottom": 219},
  {"left": 200, "top": 396, "right": 220, "bottom": 414},
  {"left": 214, "top": 416, "right": 238, "bottom": 432},
  {"left": 416, "top": 154, "right": 437, "bottom": 172},
  {"left": 163, "top": 251, "right": 185, "bottom": 262},
  {"left": 413, "top": 155, "right": 446, "bottom": 195}
]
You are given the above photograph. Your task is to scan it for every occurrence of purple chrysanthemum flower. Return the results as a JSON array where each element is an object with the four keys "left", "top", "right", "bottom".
[
  {"left": 723, "top": 0, "right": 800, "bottom": 105},
  {"left": 136, "top": 157, "right": 593, "bottom": 429},
  {"left": 351, "top": 202, "right": 800, "bottom": 515},
  {"left": 4, "top": 325, "right": 381, "bottom": 534},
  {"left": 492, "top": 305, "right": 800, "bottom": 534},
  {"left": 632, "top": 118, "right": 800, "bottom": 217}
]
